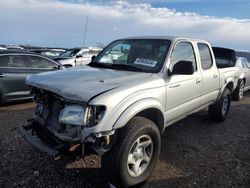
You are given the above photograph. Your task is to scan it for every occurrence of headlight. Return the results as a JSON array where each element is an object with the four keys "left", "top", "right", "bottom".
[
  {"left": 59, "top": 105, "right": 106, "bottom": 127},
  {"left": 59, "top": 105, "right": 86, "bottom": 126}
]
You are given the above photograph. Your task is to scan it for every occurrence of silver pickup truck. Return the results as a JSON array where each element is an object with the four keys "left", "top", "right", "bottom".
[{"left": 20, "top": 36, "right": 240, "bottom": 187}]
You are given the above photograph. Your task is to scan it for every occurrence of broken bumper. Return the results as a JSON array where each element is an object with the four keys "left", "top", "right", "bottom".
[{"left": 18, "top": 124, "right": 59, "bottom": 156}]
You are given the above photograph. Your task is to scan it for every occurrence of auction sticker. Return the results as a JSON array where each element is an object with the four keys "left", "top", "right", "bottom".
[{"left": 134, "top": 58, "right": 157, "bottom": 67}]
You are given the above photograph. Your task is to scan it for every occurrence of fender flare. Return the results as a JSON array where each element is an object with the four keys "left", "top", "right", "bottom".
[
  {"left": 112, "top": 98, "right": 165, "bottom": 131},
  {"left": 239, "top": 73, "right": 245, "bottom": 81},
  {"left": 217, "top": 78, "right": 234, "bottom": 102}
]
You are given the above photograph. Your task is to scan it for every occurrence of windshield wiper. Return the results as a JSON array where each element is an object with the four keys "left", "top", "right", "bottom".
[
  {"left": 88, "top": 62, "right": 112, "bottom": 68},
  {"left": 88, "top": 62, "right": 146, "bottom": 72},
  {"left": 111, "top": 64, "right": 145, "bottom": 72}
]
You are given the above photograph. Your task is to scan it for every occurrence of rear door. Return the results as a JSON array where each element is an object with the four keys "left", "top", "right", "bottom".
[
  {"left": 0, "top": 55, "right": 31, "bottom": 100},
  {"left": 198, "top": 43, "right": 220, "bottom": 106}
]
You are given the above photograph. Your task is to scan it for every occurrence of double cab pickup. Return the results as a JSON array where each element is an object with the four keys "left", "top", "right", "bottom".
[{"left": 20, "top": 36, "right": 240, "bottom": 187}]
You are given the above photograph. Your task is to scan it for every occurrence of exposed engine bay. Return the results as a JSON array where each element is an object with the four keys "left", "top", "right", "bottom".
[{"left": 19, "top": 87, "right": 115, "bottom": 157}]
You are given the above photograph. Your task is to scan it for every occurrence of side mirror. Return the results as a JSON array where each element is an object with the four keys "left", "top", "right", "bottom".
[
  {"left": 169, "top": 60, "right": 194, "bottom": 75},
  {"left": 91, "top": 55, "right": 96, "bottom": 62}
]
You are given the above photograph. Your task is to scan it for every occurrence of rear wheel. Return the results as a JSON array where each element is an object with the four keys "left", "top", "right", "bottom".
[
  {"left": 209, "top": 88, "right": 231, "bottom": 122},
  {"left": 232, "top": 80, "right": 245, "bottom": 101},
  {"left": 101, "top": 117, "right": 161, "bottom": 187}
]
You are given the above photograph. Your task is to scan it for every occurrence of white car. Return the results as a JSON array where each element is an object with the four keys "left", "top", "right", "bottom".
[
  {"left": 58, "top": 47, "right": 102, "bottom": 67},
  {"left": 234, "top": 57, "right": 250, "bottom": 100},
  {"left": 0, "top": 46, "right": 7, "bottom": 50}
]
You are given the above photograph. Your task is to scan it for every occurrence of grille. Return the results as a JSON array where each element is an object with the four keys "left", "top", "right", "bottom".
[{"left": 40, "top": 94, "right": 65, "bottom": 132}]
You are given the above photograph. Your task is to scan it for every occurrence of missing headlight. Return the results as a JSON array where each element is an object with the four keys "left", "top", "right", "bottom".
[{"left": 85, "top": 106, "right": 106, "bottom": 127}]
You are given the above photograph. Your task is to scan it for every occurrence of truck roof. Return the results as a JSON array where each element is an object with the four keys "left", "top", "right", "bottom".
[{"left": 119, "top": 36, "right": 208, "bottom": 43}]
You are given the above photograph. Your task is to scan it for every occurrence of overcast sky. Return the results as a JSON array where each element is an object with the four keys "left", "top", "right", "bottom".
[{"left": 0, "top": 0, "right": 249, "bottom": 51}]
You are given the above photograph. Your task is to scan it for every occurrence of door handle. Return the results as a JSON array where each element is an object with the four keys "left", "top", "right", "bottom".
[
  {"left": 169, "top": 84, "right": 180, "bottom": 88},
  {"left": 196, "top": 79, "right": 201, "bottom": 84},
  {"left": 213, "top": 74, "right": 218, "bottom": 78},
  {"left": 0, "top": 73, "right": 6, "bottom": 78}
]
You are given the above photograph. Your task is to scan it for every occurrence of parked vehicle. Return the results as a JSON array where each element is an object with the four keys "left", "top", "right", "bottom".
[
  {"left": 213, "top": 47, "right": 250, "bottom": 100},
  {"left": 234, "top": 57, "right": 250, "bottom": 100},
  {"left": 237, "top": 51, "right": 250, "bottom": 62},
  {"left": 30, "top": 48, "right": 66, "bottom": 57},
  {"left": 0, "top": 51, "right": 64, "bottom": 104},
  {"left": 20, "top": 37, "right": 240, "bottom": 187},
  {"left": 56, "top": 47, "right": 102, "bottom": 67},
  {"left": 6, "top": 45, "right": 25, "bottom": 51},
  {"left": 0, "top": 46, "right": 7, "bottom": 50}
]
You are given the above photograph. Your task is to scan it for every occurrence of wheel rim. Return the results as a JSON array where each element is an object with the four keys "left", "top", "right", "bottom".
[
  {"left": 239, "top": 82, "right": 244, "bottom": 99},
  {"left": 222, "top": 97, "right": 229, "bottom": 116},
  {"left": 127, "top": 135, "right": 154, "bottom": 177}
]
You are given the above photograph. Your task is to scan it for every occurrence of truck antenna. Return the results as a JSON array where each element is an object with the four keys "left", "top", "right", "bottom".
[{"left": 83, "top": 16, "right": 88, "bottom": 48}]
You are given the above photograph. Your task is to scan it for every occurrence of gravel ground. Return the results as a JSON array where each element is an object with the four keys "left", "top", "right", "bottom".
[{"left": 0, "top": 92, "right": 250, "bottom": 188}]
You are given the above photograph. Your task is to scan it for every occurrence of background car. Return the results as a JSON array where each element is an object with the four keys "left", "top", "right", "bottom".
[
  {"left": 234, "top": 57, "right": 250, "bottom": 100},
  {"left": 237, "top": 51, "right": 250, "bottom": 62},
  {"left": 56, "top": 47, "right": 102, "bottom": 67},
  {"left": 0, "top": 46, "right": 7, "bottom": 50},
  {"left": 29, "top": 48, "right": 66, "bottom": 57},
  {"left": 0, "top": 51, "right": 64, "bottom": 104}
]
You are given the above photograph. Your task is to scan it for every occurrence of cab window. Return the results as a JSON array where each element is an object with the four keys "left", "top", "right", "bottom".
[
  {"left": 198, "top": 43, "right": 213, "bottom": 70},
  {"left": 171, "top": 42, "right": 197, "bottom": 71}
]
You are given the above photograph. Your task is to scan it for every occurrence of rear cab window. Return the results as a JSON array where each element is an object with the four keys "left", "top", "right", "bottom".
[{"left": 198, "top": 43, "right": 213, "bottom": 70}]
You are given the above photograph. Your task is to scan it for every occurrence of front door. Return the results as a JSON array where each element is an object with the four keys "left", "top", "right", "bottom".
[
  {"left": 166, "top": 41, "right": 202, "bottom": 124},
  {"left": 0, "top": 55, "right": 31, "bottom": 101}
]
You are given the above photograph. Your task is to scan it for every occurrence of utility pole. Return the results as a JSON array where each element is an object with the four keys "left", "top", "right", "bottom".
[{"left": 83, "top": 16, "right": 88, "bottom": 48}]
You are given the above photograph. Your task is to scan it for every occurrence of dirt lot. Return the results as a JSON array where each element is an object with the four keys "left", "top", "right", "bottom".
[{"left": 0, "top": 93, "right": 250, "bottom": 188}]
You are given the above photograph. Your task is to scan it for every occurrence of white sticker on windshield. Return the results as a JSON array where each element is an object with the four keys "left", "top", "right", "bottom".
[{"left": 134, "top": 58, "right": 157, "bottom": 67}]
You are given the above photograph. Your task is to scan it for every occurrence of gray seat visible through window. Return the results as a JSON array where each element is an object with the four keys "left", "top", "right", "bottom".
[
  {"left": 0, "top": 56, "right": 10, "bottom": 67},
  {"left": 12, "top": 56, "right": 26, "bottom": 67}
]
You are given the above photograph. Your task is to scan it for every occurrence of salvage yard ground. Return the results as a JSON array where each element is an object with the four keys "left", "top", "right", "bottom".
[{"left": 0, "top": 92, "right": 250, "bottom": 187}]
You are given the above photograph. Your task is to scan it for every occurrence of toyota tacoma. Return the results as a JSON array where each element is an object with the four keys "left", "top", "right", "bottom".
[{"left": 20, "top": 36, "right": 240, "bottom": 187}]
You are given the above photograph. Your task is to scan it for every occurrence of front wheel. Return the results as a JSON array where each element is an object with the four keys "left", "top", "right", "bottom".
[
  {"left": 209, "top": 88, "right": 231, "bottom": 122},
  {"left": 101, "top": 117, "right": 161, "bottom": 187}
]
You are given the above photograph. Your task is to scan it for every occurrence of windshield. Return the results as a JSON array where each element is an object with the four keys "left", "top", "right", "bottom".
[
  {"left": 60, "top": 49, "right": 80, "bottom": 57},
  {"left": 90, "top": 39, "right": 171, "bottom": 73}
]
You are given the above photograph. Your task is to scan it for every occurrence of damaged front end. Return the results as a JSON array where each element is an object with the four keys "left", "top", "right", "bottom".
[{"left": 19, "top": 88, "right": 115, "bottom": 157}]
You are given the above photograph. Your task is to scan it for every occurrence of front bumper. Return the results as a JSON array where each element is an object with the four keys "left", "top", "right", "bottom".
[
  {"left": 18, "top": 124, "right": 59, "bottom": 156},
  {"left": 18, "top": 119, "right": 81, "bottom": 157}
]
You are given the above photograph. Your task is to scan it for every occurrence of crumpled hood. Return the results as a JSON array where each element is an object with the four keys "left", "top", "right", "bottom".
[{"left": 26, "top": 66, "right": 152, "bottom": 102}]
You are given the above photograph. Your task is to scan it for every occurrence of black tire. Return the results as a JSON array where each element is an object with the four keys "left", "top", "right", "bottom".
[
  {"left": 232, "top": 80, "right": 245, "bottom": 101},
  {"left": 101, "top": 117, "right": 161, "bottom": 188},
  {"left": 209, "top": 88, "right": 231, "bottom": 122}
]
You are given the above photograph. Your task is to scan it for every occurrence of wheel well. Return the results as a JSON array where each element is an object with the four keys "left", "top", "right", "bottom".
[
  {"left": 226, "top": 82, "right": 234, "bottom": 93},
  {"left": 136, "top": 108, "right": 165, "bottom": 134}
]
